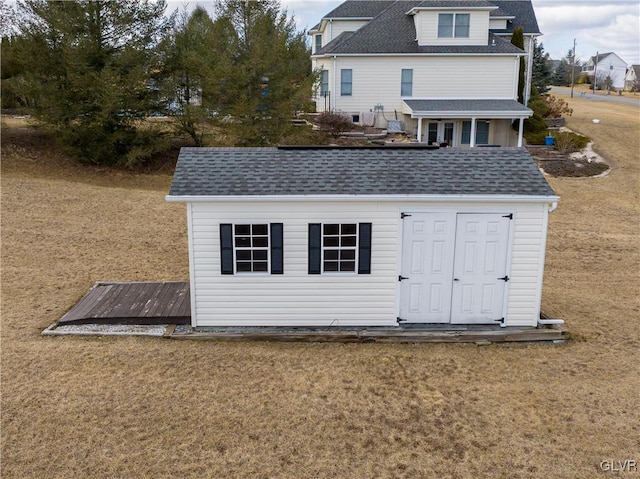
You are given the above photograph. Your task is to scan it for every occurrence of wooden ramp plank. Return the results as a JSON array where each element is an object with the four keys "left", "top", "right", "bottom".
[{"left": 58, "top": 282, "right": 191, "bottom": 325}]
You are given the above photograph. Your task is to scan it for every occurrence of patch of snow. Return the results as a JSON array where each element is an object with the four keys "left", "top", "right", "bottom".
[{"left": 569, "top": 141, "right": 606, "bottom": 164}]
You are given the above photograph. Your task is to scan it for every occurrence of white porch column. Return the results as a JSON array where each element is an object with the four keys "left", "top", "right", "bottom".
[
  {"left": 470, "top": 117, "right": 477, "bottom": 148},
  {"left": 517, "top": 117, "right": 525, "bottom": 147},
  {"left": 417, "top": 117, "right": 423, "bottom": 142}
]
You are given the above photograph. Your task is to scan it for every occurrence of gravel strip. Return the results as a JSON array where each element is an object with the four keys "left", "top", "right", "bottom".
[{"left": 42, "top": 323, "right": 167, "bottom": 336}]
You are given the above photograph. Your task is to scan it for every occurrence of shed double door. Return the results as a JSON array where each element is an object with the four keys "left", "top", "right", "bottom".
[{"left": 399, "top": 212, "right": 511, "bottom": 324}]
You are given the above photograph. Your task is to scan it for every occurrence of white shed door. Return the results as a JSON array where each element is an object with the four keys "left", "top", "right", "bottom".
[
  {"left": 399, "top": 213, "right": 456, "bottom": 323},
  {"left": 450, "top": 214, "right": 510, "bottom": 324},
  {"left": 399, "top": 212, "right": 510, "bottom": 324}
]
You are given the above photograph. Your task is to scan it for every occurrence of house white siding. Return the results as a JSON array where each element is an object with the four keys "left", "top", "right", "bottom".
[
  {"left": 187, "top": 200, "right": 550, "bottom": 327},
  {"left": 489, "top": 18, "right": 508, "bottom": 29},
  {"left": 414, "top": 10, "right": 490, "bottom": 46},
  {"left": 326, "top": 20, "right": 369, "bottom": 42},
  {"left": 317, "top": 55, "right": 518, "bottom": 114}
]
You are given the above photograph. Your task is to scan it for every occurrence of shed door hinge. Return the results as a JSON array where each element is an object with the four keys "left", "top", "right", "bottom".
[
  {"left": 398, "top": 275, "right": 408, "bottom": 282},
  {"left": 397, "top": 317, "right": 406, "bottom": 323},
  {"left": 401, "top": 213, "right": 412, "bottom": 219},
  {"left": 502, "top": 213, "right": 513, "bottom": 219},
  {"left": 498, "top": 275, "right": 510, "bottom": 282},
  {"left": 494, "top": 317, "right": 505, "bottom": 324}
]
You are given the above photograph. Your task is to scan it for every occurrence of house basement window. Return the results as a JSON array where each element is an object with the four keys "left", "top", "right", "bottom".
[
  {"left": 308, "top": 223, "right": 372, "bottom": 274},
  {"left": 438, "top": 13, "right": 470, "bottom": 38},
  {"left": 220, "top": 224, "right": 283, "bottom": 274}
]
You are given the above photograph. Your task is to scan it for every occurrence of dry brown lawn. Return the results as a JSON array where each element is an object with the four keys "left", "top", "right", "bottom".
[{"left": 2, "top": 98, "right": 639, "bottom": 478}]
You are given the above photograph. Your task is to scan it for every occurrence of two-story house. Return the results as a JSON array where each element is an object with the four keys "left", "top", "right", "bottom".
[
  {"left": 309, "top": 0, "right": 541, "bottom": 147},
  {"left": 581, "top": 52, "right": 628, "bottom": 91}
]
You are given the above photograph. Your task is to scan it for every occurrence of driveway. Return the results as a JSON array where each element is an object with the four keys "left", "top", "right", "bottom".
[{"left": 549, "top": 86, "right": 640, "bottom": 106}]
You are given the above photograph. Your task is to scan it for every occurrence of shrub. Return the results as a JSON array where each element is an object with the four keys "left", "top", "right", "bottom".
[
  {"left": 544, "top": 95, "right": 573, "bottom": 118},
  {"left": 554, "top": 131, "right": 589, "bottom": 153},
  {"left": 523, "top": 112, "right": 548, "bottom": 133},
  {"left": 524, "top": 130, "right": 549, "bottom": 145},
  {"left": 316, "top": 111, "right": 353, "bottom": 138}
]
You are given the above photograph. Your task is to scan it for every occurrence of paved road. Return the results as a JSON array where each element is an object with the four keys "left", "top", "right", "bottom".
[{"left": 549, "top": 86, "right": 640, "bottom": 106}]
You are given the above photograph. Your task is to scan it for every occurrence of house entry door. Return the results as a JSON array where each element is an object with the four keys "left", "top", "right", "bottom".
[
  {"left": 399, "top": 213, "right": 511, "bottom": 324},
  {"left": 425, "top": 122, "right": 455, "bottom": 146}
]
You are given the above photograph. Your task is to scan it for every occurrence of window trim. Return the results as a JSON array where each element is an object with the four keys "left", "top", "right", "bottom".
[
  {"left": 401, "top": 68, "right": 413, "bottom": 96},
  {"left": 220, "top": 223, "right": 283, "bottom": 275},
  {"left": 320, "top": 69, "right": 329, "bottom": 96},
  {"left": 308, "top": 223, "right": 372, "bottom": 275},
  {"left": 438, "top": 13, "right": 470, "bottom": 38},
  {"left": 340, "top": 68, "right": 352, "bottom": 96}
]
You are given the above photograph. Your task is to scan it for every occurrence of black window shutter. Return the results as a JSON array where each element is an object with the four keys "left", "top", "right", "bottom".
[
  {"left": 308, "top": 223, "right": 321, "bottom": 274},
  {"left": 220, "top": 224, "right": 234, "bottom": 275},
  {"left": 270, "top": 223, "right": 284, "bottom": 274},
  {"left": 358, "top": 223, "right": 372, "bottom": 274}
]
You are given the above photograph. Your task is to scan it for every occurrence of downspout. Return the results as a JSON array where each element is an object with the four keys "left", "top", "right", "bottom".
[
  {"left": 332, "top": 55, "right": 337, "bottom": 111},
  {"left": 524, "top": 35, "right": 534, "bottom": 105},
  {"left": 548, "top": 201, "right": 558, "bottom": 213}
]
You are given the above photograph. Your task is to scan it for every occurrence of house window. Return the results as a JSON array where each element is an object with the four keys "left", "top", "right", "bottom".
[
  {"left": 461, "top": 120, "right": 490, "bottom": 145},
  {"left": 220, "top": 223, "right": 283, "bottom": 274},
  {"left": 308, "top": 223, "right": 372, "bottom": 274},
  {"left": 341, "top": 69, "right": 352, "bottom": 96},
  {"left": 320, "top": 70, "right": 329, "bottom": 97},
  {"left": 315, "top": 34, "right": 322, "bottom": 54},
  {"left": 401, "top": 69, "right": 413, "bottom": 96},
  {"left": 438, "top": 13, "right": 470, "bottom": 38},
  {"left": 352, "top": 114, "right": 360, "bottom": 123}
]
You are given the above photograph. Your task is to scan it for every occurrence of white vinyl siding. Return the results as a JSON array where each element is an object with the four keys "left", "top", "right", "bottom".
[
  {"left": 489, "top": 18, "right": 508, "bottom": 29},
  {"left": 415, "top": 10, "right": 490, "bottom": 46},
  {"left": 318, "top": 56, "right": 517, "bottom": 114},
  {"left": 186, "top": 200, "right": 551, "bottom": 327},
  {"left": 327, "top": 20, "right": 369, "bottom": 42}
]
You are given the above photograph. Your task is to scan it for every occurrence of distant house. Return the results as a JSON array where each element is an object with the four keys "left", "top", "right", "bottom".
[
  {"left": 166, "top": 146, "right": 559, "bottom": 329},
  {"left": 624, "top": 65, "right": 640, "bottom": 92},
  {"left": 581, "top": 52, "right": 627, "bottom": 90},
  {"left": 309, "top": 0, "right": 542, "bottom": 147}
]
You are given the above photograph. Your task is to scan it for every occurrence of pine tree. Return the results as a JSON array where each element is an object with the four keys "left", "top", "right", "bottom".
[
  {"left": 531, "top": 40, "right": 551, "bottom": 95},
  {"left": 14, "top": 0, "right": 174, "bottom": 166},
  {"left": 214, "top": 0, "right": 316, "bottom": 146}
]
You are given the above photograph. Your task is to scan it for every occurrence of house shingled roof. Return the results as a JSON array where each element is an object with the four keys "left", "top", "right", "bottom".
[
  {"left": 318, "top": 0, "right": 524, "bottom": 55},
  {"left": 323, "top": 1, "right": 396, "bottom": 18},
  {"left": 491, "top": 1, "right": 540, "bottom": 34},
  {"left": 168, "top": 147, "right": 556, "bottom": 198}
]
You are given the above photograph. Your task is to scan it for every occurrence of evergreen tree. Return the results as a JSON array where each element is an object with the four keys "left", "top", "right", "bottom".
[
  {"left": 158, "top": 6, "right": 234, "bottom": 146},
  {"left": 552, "top": 60, "right": 570, "bottom": 86},
  {"left": 214, "top": 0, "right": 315, "bottom": 146},
  {"left": 13, "top": 0, "right": 174, "bottom": 166},
  {"left": 531, "top": 39, "right": 551, "bottom": 95},
  {"left": 510, "top": 27, "right": 525, "bottom": 104}
]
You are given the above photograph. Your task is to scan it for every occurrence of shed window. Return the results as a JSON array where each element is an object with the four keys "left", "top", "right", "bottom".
[
  {"left": 220, "top": 223, "right": 283, "bottom": 274},
  {"left": 341, "top": 69, "right": 352, "bottom": 96},
  {"left": 308, "top": 223, "right": 372, "bottom": 274},
  {"left": 438, "top": 13, "right": 470, "bottom": 38}
]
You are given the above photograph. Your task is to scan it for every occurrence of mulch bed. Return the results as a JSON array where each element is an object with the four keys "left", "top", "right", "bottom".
[{"left": 527, "top": 146, "right": 610, "bottom": 177}]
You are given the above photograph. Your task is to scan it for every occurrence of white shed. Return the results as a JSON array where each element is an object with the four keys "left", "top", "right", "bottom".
[{"left": 166, "top": 146, "right": 558, "bottom": 329}]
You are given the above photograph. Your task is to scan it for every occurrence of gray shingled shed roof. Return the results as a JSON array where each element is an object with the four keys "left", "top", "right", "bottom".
[
  {"left": 167, "top": 147, "right": 556, "bottom": 198},
  {"left": 318, "top": 1, "right": 525, "bottom": 55}
]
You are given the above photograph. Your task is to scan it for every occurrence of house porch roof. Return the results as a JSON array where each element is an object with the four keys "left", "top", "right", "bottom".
[{"left": 402, "top": 99, "right": 532, "bottom": 118}]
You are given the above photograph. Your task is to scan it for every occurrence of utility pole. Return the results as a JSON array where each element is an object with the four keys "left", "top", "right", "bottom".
[
  {"left": 570, "top": 38, "right": 576, "bottom": 98},
  {"left": 593, "top": 50, "right": 598, "bottom": 93}
]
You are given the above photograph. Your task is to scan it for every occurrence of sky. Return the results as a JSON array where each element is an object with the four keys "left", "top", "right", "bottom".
[{"left": 167, "top": 0, "right": 640, "bottom": 65}]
